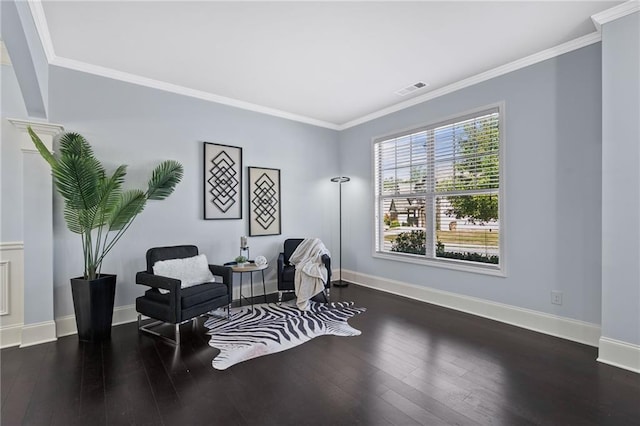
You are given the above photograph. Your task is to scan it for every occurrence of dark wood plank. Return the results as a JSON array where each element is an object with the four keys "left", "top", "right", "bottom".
[{"left": 2, "top": 284, "right": 639, "bottom": 426}]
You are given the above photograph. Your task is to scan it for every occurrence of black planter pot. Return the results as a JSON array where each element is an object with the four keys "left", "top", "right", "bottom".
[{"left": 70, "top": 274, "right": 117, "bottom": 342}]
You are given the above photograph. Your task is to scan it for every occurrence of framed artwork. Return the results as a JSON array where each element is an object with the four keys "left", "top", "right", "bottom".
[
  {"left": 248, "top": 167, "right": 281, "bottom": 236},
  {"left": 203, "top": 142, "right": 242, "bottom": 220}
]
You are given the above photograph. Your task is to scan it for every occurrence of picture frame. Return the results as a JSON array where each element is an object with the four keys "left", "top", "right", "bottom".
[
  {"left": 248, "top": 167, "right": 281, "bottom": 236},
  {"left": 203, "top": 142, "right": 242, "bottom": 220}
]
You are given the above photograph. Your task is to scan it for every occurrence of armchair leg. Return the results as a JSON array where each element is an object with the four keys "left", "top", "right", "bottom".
[
  {"left": 138, "top": 316, "right": 181, "bottom": 346},
  {"left": 277, "top": 291, "right": 283, "bottom": 304}
]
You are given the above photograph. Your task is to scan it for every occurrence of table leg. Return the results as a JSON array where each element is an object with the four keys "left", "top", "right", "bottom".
[
  {"left": 250, "top": 272, "right": 254, "bottom": 310},
  {"left": 262, "top": 270, "right": 267, "bottom": 303}
]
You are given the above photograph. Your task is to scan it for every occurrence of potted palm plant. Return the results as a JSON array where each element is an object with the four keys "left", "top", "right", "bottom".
[{"left": 28, "top": 127, "right": 184, "bottom": 341}]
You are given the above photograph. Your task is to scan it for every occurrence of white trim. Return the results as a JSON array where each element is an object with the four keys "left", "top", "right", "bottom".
[
  {"left": 597, "top": 337, "right": 640, "bottom": 373},
  {"left": 371, "top": 102, "right": 506, "bottom": 277},
  {"left": 591, "top": 1, "right": 640, "bottom": 32},
  {"left": 8, "top": 118, "right": 64, "bottom": 152},
  {"left": 343, "top": 269, "right": 601, "bottom": 347},
  {"left": 26, "top": 0, "right": 604, "bottom": 131},
  {"left": 50, "top": 56, "right": 341, "bottom": 131},
  {"left": 0, "top": 323, "right": 23, "bottom": 349},
  {"left": 8, "top": 118, "right": 64, "bottom": 136},
  {"left": 0, "top": 261, "right": 9, "bottom": 315},
  {"left": 372, "top": 252, "right": 505, "bottom": 277},
  {"left": 55, "top": 304, "right": 139, "bottom": 337},
  {"left": 0, "top": 241, "right": 24, "bottom": 251},
  {"left": 19, "top": 320, "right": 57, "bottom": 348},
  {"left": 339, "top": 32, "right": 601, "bottom": 130},
  {"left": 26, "top": 1, "right": 56, "bottom": 63}
]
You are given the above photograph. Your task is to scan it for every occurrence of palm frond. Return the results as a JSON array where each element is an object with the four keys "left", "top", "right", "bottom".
[
  {"left": 27, "top": 127, "right": 57, "bottom": 169},
  {"left": 53, "top": 155, "right": 102, "bottom": 210},
  {"left": 63, "top": 207, "right": 83, "bottom": 234},
  {"left": 64, "top": 206, "right": 98, "bottom": 234},
  {"left": 59, "top": 133, "right": 97, "bottom": 161},
  {"left": 108, "top": 190, "right": 147, "bottom": 231},
  {"left": 98, "top": 165, "right": 127, "bottom": 214},
  {"left": 147, "top": 160, "right": 184, "bottom": 200}
]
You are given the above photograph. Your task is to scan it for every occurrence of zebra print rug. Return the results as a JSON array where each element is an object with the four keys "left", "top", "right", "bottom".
[{"left": 204, "top": 301, "right": 366, "bottom": 370}]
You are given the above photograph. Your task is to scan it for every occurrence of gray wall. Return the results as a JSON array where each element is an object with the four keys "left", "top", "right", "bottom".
[
  {"left": 47, "top": 66, "right": 340, "bottom": 318},
  {"left": 0, "top": 0, "right": 48, "bottom": 118},
  {"left": 601, "top": 12, "right": 640, "bottom": 345},
  {"left": 1, "top": 63, "right": 28, "bottom": 242},
  {"left": 338, "top": 44, "right": 603, "bottom": 324}
]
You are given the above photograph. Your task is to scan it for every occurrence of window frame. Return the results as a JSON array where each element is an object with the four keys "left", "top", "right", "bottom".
[{"left": 371, "top": 102, "right": 506, "bottom": 277}]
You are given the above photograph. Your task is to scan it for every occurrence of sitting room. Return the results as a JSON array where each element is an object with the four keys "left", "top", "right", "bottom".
[{"left": 1, "top": 1, "right": 639, "bottom": 424}]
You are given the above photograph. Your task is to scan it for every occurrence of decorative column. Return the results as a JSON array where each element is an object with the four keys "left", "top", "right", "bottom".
[{"left": 8, "top": 118, "right": 64, "bottom": 347}]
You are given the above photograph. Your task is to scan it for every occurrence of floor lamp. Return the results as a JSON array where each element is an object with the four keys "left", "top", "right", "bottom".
[{"left": 331, "top": 176, "right": 350, "bottom": 287}]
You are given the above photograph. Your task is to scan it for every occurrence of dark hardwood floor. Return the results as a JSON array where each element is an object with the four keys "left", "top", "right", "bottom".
[{"left": 2, "top": 284, "right": 639, "bottom": 425}]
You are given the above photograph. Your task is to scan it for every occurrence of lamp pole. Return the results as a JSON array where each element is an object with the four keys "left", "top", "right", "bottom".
[{"left": 331, "top": 176, "right": 350, "bottom": 287}]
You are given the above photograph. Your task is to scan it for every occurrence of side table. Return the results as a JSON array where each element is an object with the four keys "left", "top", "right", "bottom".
[{"left": 230, "top": 263, "right": 268, "bottom": 310}]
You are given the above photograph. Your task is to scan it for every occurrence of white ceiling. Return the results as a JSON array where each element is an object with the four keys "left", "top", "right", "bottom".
[{"left": 37, "top": 1, "right": 623, "bottom": 129}]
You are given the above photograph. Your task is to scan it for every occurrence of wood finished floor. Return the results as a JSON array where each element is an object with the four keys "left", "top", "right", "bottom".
[{"left": 2, "top": 284, "right": 639, "bottom": 426}]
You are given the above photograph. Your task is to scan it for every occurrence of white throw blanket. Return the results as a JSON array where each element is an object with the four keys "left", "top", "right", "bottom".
[{"left": 289, "top": 238, "right": 330, "bottom": 310}]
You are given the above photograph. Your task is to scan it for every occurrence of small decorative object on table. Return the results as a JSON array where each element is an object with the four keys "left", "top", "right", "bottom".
[
  {"left": 234, "top": 255, "right": 248, "bottom": 267},
  {"left": 239, "top": 236, "right": 250, "bottom": 260},
  {"left": 254, "top": 255, "right": 267, "bottom": 266}
]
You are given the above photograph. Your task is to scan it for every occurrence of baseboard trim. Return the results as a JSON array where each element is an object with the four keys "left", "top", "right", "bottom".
[
  {"left": 19, "top": 320, "right": 57, "bottom": 348},
  {"left": 343, "top": 270, "right": 601, "bottom": 347},
  {"left": 56, "top": 304, "right": 139, "bottom": 337},
  {"left": 597, "top": 337, "right": 640, "bottom": 373},
  {"left": 0, "top": 323, "right": 23, "bottom": 348}
]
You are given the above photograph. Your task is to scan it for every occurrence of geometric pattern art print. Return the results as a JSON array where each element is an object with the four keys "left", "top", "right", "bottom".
[
  {"left": 204, "top": 143, "right": 242, "bottom": 219},
  {"left": 248, "top": 167, "right": 281, "bottom": 236}
]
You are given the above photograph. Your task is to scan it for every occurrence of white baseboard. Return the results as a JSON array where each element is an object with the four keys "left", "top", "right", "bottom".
[
  {"left": 55, "top": 304, "right": 140, "bottom": 337},
  {"left": 343, "top": 269, "right": 601, "bottom": 347},
  {"left": 0, "top": 323, "right": 23, "bottom": 348},
  {"left": 19, "top": 320, "right": 57, "bottom": 348},
  {"left": 597, "top": 337, "right": 640, "bottom": 373}
]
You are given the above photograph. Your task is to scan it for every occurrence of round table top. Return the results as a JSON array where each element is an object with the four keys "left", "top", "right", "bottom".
[{"left": 230, "top": 263, "right": 268, "bottom": 272}]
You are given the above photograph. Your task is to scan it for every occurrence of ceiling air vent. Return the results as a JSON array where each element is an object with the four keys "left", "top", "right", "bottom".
[{"left": 395, "top": 81, "right": 428, "bottom": 96}]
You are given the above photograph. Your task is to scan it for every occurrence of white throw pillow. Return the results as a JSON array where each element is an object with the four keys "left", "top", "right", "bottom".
[{"left": 153, "top": 254, "right": 215, "bottom": 292}]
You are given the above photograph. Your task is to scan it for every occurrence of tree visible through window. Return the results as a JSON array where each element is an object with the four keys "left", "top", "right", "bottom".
[{"left": 374, "top": 106, "right": 501, "bottom": 268}]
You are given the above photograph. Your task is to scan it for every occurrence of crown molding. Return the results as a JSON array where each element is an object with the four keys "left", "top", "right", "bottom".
[
  {"left": 50, "top": 56, "right": 340, "bottom": 131},
  {"left": 26, "top": 1, "right": 620, "bottom": 131},
  {"left": 26, "top": 0, "right": 55, "bottom": 63},
  {"left": 337, "top": 31, "right": 602, "bottom": 130},
  {"left": 591, "top": 1, "right": 640, "bottom": 32}
]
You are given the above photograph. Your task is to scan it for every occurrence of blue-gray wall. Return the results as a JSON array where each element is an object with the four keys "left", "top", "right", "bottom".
[
  {"left": 1, "top": 64, "right": 28, "bottom": 242},
  {"left": 601, "top": 12, "right": 640, "bottom": 345},
  {"left": 46, "top": 66, "right": 340, "bottom": 317},
  {"left": 338, "top": 44, "right": 603, "bottom": 324},
  {"left": 5, "top": 6, "right": 637, "bottom": 351},
  {"left": 0, "top": 0, "right": 48, "bottom": 118}
]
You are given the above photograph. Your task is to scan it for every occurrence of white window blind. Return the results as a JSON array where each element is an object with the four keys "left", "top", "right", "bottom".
[{"left": 374, "top": 106, "right": 501, "bottom": 269}]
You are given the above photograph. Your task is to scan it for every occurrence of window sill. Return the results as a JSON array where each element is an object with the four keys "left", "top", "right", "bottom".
[{"left": 372, "top": 251, "right": 506, "bottom": 277}]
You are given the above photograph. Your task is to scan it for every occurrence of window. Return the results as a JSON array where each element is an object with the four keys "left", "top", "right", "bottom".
[{"left": 374, "top": 105, "right": 502, "bottom": 272}]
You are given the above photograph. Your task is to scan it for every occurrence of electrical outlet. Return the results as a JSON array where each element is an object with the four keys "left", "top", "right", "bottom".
[{"left": 551, "top": 290, "right": 563, "bottom": 305}]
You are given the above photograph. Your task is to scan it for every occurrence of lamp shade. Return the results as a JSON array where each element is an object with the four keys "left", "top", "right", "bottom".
[{"left": 331, "top": 176, "right": 351, "bottom": 183}]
